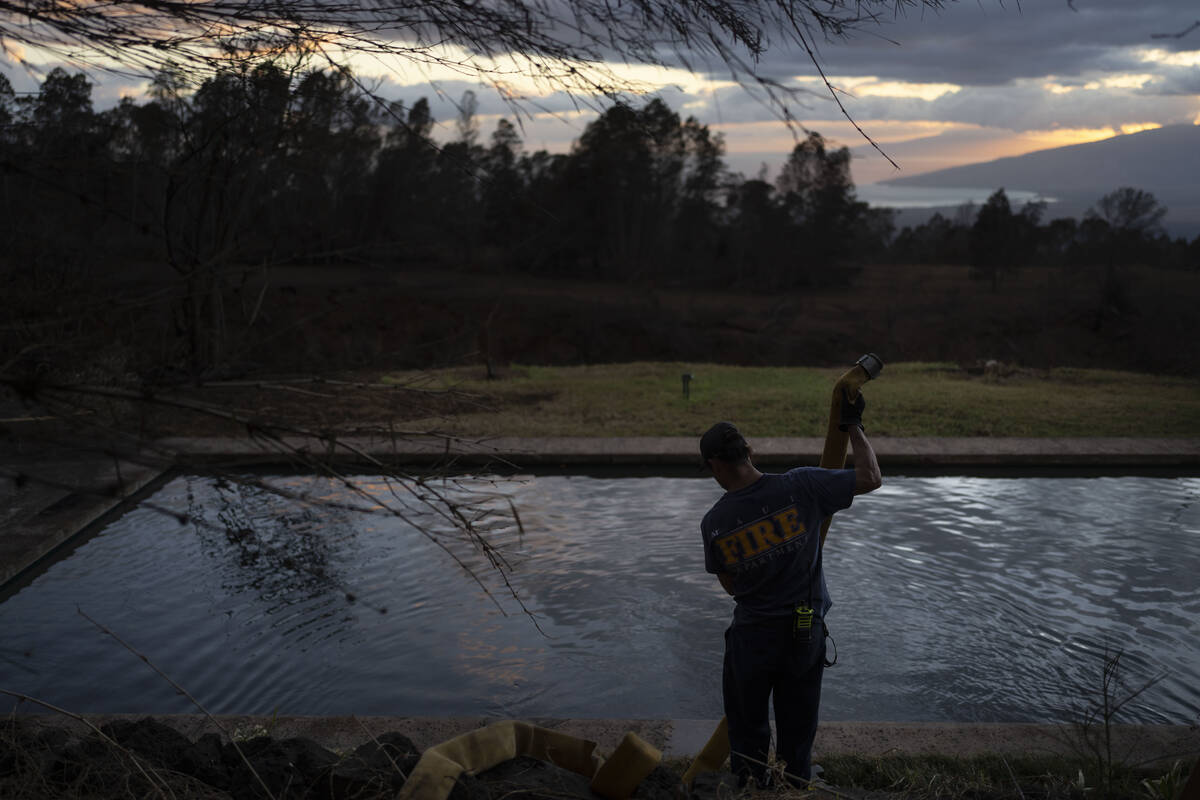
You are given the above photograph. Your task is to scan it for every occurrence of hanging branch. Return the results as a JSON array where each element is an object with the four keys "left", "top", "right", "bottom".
[
  {"left": 1, "top": 0, "right": 946, "bottom": 149},
  {"left": 2, "top": 376, "right": 544, "bottom": 630},
  {"left": 1151, "top": 20, "right": 1199, "bottom": 39}
]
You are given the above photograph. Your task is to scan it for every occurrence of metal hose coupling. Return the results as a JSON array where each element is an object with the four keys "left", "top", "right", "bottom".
[{"left": 856, "top": 352, "right": 884, "bottom": 380}]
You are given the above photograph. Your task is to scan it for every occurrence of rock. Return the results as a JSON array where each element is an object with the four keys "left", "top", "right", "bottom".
[
  {"left": 0, "top": 736, "right": 14, "bottom": 777},
  {"left": 351, "top": 731, "right": 421, "bottom": 775},
  {"left": 1, "top": 721, "right": 695, "bottom": 800},
  {"left": 448, "top": 768, "right": 491, "bottom": 800},
  {"left": 180, "top": 732, "right": 232, "bottom": 790},
  {"left": 413, "top": 750, "right": 676, "bottom": 800},
  {"left": 452, "top": 755, "right": 598, "bottom": 800},
  {"left": 321, "top": 731, "right": 421, "bottom": 800},
  {"left": 43, "top": 736, "right": 142, "bottom": 796},
  {"left": 32, "top": 723, "right": 72, "bottom": 754},
  {"left": 688, "top": 770, "right": 739, "bottom": 800},
  {"left": 632, "top": 764, "right": 686, "bottom": 800},
  {"left": 226, "top": 736, "right": 339, "bottom": 800},
  {"left": 100, "top": 717, "right": 194, "bottom": 770}
]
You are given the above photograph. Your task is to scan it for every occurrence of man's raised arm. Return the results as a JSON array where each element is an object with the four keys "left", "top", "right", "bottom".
[{"left": 849, "top": 426, "right": 882, "bottom": 495}]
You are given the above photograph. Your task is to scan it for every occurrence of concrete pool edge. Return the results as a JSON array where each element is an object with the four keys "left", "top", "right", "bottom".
[
  {"left": 0, "top": 457, "right": 167, "bottom": 590},
  {"left": 9, "top": 714, "right": 1199, "bottom": 767},
  {"left": 157, "top": 435, "right": 1200, "bottom": 469}
]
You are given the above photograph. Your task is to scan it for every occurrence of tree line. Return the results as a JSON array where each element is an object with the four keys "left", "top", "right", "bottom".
[
  {"left": 892, "top": 186, "right": 1198, "bottom": 286},
  {"left": 2, "top": 63, "right": 1197, "bottom": 300},
  {"left": 0, "top": 63, "right": 897, "bottom": 291}
]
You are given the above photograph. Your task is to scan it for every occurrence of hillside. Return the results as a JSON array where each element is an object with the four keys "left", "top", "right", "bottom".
[{"left": 882, "top": 125, "right": 1200, "bottom": 235}]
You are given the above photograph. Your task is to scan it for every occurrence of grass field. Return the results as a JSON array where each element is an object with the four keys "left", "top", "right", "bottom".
[{"left": 387, "top": 361, "right": 1200, "bottom": 438}]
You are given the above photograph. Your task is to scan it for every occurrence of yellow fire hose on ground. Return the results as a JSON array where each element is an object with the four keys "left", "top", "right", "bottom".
[
  {"left": 680, "top": 353, "right": 883, "bottom": 789},
  {"left": 398, "top": 720, "right": 662, "bottom": 800}
]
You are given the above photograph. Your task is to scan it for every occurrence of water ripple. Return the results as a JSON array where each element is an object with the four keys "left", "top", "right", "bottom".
[{"left": 0, "top": 474, "right": 1196, "bottom": 723}]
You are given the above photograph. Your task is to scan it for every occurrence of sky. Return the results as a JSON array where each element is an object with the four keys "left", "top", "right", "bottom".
[{"left": 3, "top": 0, "right": 1198, "bottom": 186}]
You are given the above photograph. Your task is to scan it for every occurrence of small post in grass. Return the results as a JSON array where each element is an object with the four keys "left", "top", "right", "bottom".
[{"left": 682, "top": 372, "right": 694, "bottom": 400}]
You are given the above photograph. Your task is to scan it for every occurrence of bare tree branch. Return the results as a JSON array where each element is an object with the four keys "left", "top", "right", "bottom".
[
  {"left": 1, "top": 0, "right": 947, "bottom": 145},
  {"left": 1151, "top": 20, "right": 1200, "bottom": 39}
]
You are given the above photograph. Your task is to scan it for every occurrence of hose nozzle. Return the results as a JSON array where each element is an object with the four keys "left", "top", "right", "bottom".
[{"left": 856, "top": 352, "right": 884, "bottom": 381}]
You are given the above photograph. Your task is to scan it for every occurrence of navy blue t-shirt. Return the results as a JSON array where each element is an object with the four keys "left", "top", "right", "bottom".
[{"left": 701, "top": 467, "right": 856, "bottom": 622}]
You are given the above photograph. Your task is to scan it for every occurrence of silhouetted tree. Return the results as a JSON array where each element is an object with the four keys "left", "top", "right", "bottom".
[
  {"left": 775, "top": 132, "right": 868, "bottom": 284},
  {"left": 278, "top": 69, "right": 382, "bottom": 260},
  {"left": 1089, "top": 187, "right": 1167, "bottom": 266},
  {"left": 673, "top": 118, "right": 727, "bottom": 279},
  {"left": 1038, "top": 217, "right": 1080, "bottom": 266},
  {"left": 513, "top": 148, "right": 571, "bottom": 272},
  {"left": 563, "top": 99, "right": 698, "bottom": 278},
  {"left": 0, "top": 73, "right": 13, "bottom": 130},
  {"left": 969, "top": 188, "right": 1019, "bottom": 291},
  {"left": 1085, "top": 187, "right": 1168, "bottom": 324},
  {"left": 371, "top": 98, "right": 441, "bottom": 260},
  {"left": 1187, "top": 235, "right": 1200, "bottom": 272},
  {"left": 480, "top": 119, "right": 527, "bottom": 259},
  {"left": 721, "top": 178, "right": 793, "bottom": 287},
  {"left": 5, "top": 68, "right": 113, "bottom": 275},
  {"left": 890, "top": 213, "right": 969, "bottom": 265}
]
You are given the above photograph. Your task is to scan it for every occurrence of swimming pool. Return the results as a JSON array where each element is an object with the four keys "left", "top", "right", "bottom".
[{"left": 1, "top": 473, "right": 1197, "bottom": 723}]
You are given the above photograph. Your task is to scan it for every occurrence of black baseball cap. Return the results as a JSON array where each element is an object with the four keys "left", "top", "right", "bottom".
[{"left": 699, "top": 421, "right": 750, "bottom": 465}]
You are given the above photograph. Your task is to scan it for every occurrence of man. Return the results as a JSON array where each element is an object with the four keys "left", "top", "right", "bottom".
[{"left": 699, "top": 390, "right": 881, "bottom": 788}]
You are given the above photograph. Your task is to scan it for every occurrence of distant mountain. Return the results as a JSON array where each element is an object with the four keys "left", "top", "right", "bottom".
[{"left": 882, "top": 124, "right": 1200, "bottom": 236}]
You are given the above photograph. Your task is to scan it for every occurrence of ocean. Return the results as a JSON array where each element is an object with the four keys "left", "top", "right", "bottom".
[{"left": 855, "top": 184, "right": 1055, "bottom": 210}]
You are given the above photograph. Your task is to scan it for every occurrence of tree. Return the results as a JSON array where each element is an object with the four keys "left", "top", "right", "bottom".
[
  {"left": 1089, "top": 187, "right": 1167, "bottom": 265},
  {"left": 564, "top": 99, "right": 688, "bottom": 278},
  {"left": 775, "top": 132, "right": 866, "bottom": 284},
  {"left": 481, "top": 119, "right": 527, "bottom": 255},
  {"left": 969, "top": 188, "right": 1020, "bottom": 291},
  {"left": 0, "top": 73, "right": 13, "bottom": 131},
  {"left": 721, "top": 177, "right": 792, "bottom": 287},
  {"left": 1084, "top": 187, "right": 1168, "bottom": 324},
  {"left": 3, "top": 68, "right": 114, "bottom": 275},
  {"left": 674, "top": 118, "right": 728, "bottom": 279},
  {"left": 1037, "top": 217, "right": 1079, "bottom": 266},
  {"left": 890, "top": 213, "right": 968, "bottom": 265},
  {"left": 371, "top": 97, "right": 441, "bottom": 257}
]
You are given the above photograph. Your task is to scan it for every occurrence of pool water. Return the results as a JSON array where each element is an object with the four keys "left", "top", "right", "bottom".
[{"left": 1, "top": 474, "right": 1197, "bottom": 723}]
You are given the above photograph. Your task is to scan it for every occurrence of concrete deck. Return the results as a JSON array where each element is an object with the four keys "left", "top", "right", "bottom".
[
  {"left": 0, "top": 440, "right": 166, "bottom": 588},
  {"left": 156, "top": 434, "right": 1200, "bottom": 468}
]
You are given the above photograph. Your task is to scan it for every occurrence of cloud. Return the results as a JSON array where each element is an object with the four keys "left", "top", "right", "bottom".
[
  {"left": 5, "top": 0, "right": 1196, "bottom": 189},
  {"left": 827, "top": 76, "right": 1198, "bottom": 131},
  {"left": 754, "top": 0, "right": 1198, "bottom": 87},
  {"left": 2, "top": 40, "right": 26, "bottom": 65}
]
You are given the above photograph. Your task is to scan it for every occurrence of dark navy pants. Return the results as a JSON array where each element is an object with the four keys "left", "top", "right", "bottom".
[{"left": 722, "top": 614, "right": 825, "bottom": 787}]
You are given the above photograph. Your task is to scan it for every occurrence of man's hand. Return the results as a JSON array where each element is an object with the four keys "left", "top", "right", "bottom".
[{"left": 839, "top": 388, "right": 865, "bottom": 432}]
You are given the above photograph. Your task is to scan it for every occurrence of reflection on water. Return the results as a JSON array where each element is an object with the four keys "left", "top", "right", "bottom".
[{"left": 1, "top": 474, "right": 1197, "bottom": 723}]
